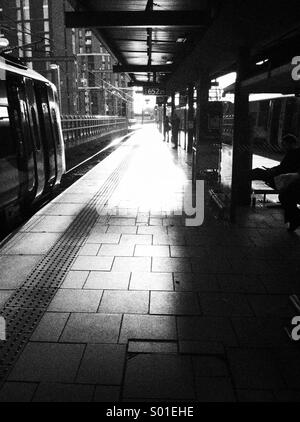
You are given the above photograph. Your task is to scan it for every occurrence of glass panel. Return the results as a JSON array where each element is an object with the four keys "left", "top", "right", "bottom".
[
  {"left": 23, "top": 0, "right": 30, "bottom": 20},
  {"left": 31, "top": 107, "right": 41, "bottom": 150},
  {"left": 43, "top": 0, "right": 49, "bottom": 19},
  {"left": 0, "top": 82, "right": 19, "bottom": 206}
]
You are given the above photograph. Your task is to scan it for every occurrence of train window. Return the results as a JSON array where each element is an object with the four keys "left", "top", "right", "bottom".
[
  {"left": 0, "top": 106, "right": 16, "bottom": 158},
  {"left": 284, "top": 100, "right": 295, "bottom": 134},
  {"left": 0, "top": 82, "right": 19, "bottom": 206},
  {"left": 31, "top": 107, "right": 41, "bottom": 150},
  {"left": 51, "top": 108, "right": 60, "bottom": 146},
  {"left": 0, "top": 82, "right": 17, "bottom": 158},
  {"left": 258, "top": 101, "right": 269, "bottom": 127}
]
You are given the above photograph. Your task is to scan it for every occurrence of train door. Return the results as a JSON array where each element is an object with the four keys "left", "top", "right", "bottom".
[
  {"left": 0, "top": 79, "right": 19, "bottom": 211},
  {"left": 25, "top": 78, "right": 46, "bottom": 198},
  {"left": 34, "top": 82, "right": 57, "bottom": 187},
  {"left": 48, "top": 86, "right": 65, "bottom": 183},
  {"left": 6, "top": 72, "right": 36, "bottom": 201}
]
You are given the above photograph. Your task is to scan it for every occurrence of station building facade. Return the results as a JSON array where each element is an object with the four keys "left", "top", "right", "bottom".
[{"left": 0, "top": 0, "right": 133, "bottom": 116}]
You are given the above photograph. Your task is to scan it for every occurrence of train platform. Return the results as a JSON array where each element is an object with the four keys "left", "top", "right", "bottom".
[{"left": 1, "top": 125, "right": 300, "bottom": 402}]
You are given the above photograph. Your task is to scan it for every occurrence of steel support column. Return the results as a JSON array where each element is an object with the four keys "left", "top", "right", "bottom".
[
  {"left": 187, "top": 83, "right": 194, "bottom": 153},
  {"left": 230, "top": 49, "right": 251, "bottom": 221},
  {"left": 193, "top": 73, "right": 210, "bottom": 182},
  {"left": 171, "top": 93, "right": 175, "bottom": 116},
  {"left": 163, "top": 102, "right": 167, "bottom": 141}
]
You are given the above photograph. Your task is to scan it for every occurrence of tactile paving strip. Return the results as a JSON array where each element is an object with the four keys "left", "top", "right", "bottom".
[{"left": 0, "top": 143, "right": 137, "bottom": 381}]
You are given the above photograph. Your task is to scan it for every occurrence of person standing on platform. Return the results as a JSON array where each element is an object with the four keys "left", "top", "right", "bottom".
[
  {"left": 164, "top": 115, "right": 171, "bottom": 142},
  {"left": 171, "top": 113, "right": 180, "bottom": 149}
]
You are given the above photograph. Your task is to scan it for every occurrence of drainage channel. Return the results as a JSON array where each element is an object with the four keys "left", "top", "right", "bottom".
[{"left": 0, "top": 144, "right": 137, "bottom": 382}]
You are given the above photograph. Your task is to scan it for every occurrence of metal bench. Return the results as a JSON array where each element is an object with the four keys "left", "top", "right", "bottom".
[{"left": 251, "top": 181, "right": 279, "bottom": 208}]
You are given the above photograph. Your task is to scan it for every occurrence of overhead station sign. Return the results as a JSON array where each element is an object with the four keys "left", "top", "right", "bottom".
[{"left": 143, "top": 85, "right": 167, "bottom": 96}]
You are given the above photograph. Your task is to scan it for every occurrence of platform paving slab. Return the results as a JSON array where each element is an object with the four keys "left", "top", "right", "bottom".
[
  {"left": 137, "top": 226, "right": 167, "bottom": 235},
  {"left": 112, "top": 257, "right": 151, "bottom": 272},
  {"left": 32, "top": 382, "right": 94, "bottom": 402},
  {"left": 119, "top": 314, "right": 177, "bottom": 344},
  {"left": 0, "top": 382, "right": 37, "bottom": 402},
  {"left": 106, "top": 226, "right": 137, "bottom": 234},
  {"left": 174, "top": 273, "right": 219, "bottom": 292},
  {"left": 60, "top": 313, "right": 122, "bottom": 343},
  {"left": 179, "top": 341, "right": 225, "bottom": 355},
  {"left": 71, "top": 256, "right": 113, "bottom": 271},
  {"left": 237, "top": 389, "right": 275, "bottom": 402},
  {"left": 134, "top": 245, "right": 170, "bottom": 257},
  {"left": 177, "top": 316, "right": 238, "bottom": 346},
  {"left": 61, "top": 270, "right": 89, "bottom": 289},
  {"left": 76, "top": 344, "right": 126, "bottom": 384},
  {"left": 98, "top": 290, "right": 149, "bottom": 314},
  {"left": 38, "top": 202, "right": 85, "bottom": 216},
  {"left": 216, "top": 274, "right": 266, "bottom": 294},
  {"left": 195, "top": 377, "right": 236, "bottom": 402},
  {"left": 84, "top": 271, "right": 130, "bottom": 290},
  {"left": 85, "top": 233, "right": 121, "bottom": 244},
  {"left": 86, "top": 225, "right": 108, "bottom": 236},
  {"left": 150, "top": 291, "right": 201, "bottom": 315},
  {"left": 78, "top": 244, "right": 101, "bottom": 256},
  {"left": 274, "top": 390, "right": 300, "bottom": 402},
  {"left": 2, "top": 232, "right": 62, "bottom": 255},
  {"left": 30, "top": 312, "right": 70, "bottom": 342},
  {"left": 119, "top": 234, "right": 152, "bottom": 245},
  {"left": 199, "top": 292, "right": 254, "bottom": 317},
  {"left": 129, "top": 272, "right": 173, "bottom": 291},
  {"left": 246, "top": 294, "right": 295, "bottom": 317},
  {"left": 108, "top": 218, "right": 136, "bottom": 226},
  {"left": 94, "top": 385, "right": 121, "bottom": 402},
  {"left": 98, "top": 244, "right": 135, "bottom": 256},
  {"left": 274, "top": 349, "right": 300, "bottom": 390},
  {"left": 29, "top": 215, "right": 75, "bottom": 233},
  {"left": 153, "top": 234, "right": 186, "bottom": 246},
  {"left": 227, "top": 348, "right": 286, "bottom": 390},
  {"left": 8, "top": 343, "right": 85, "bottom": 383},
  {"left": 47, "top": 289, "right": 103, "bottom": 313},
  {"left": 123, "top": 354, "right": 195, "bottom": 400},
  {"left": 0, "top": 255, "right": 42, "bottom": 290},
  {"left": 152, "top": 257, "right": 192, "bottom": 272},
  {"left": 230, "top": 317, "right": 289, "bottom": 348},
  {"left": 128, "top": 340, "right": 178, "bottom": 354}
]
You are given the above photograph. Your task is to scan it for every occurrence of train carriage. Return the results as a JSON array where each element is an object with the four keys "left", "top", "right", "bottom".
[{"left": 0, "top": 53, "right": 65, "bottom": 232}]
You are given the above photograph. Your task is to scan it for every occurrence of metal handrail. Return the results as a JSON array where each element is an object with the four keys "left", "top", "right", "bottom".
[{"left": 60, "top": 114, "right": 128, "bottom": 149}]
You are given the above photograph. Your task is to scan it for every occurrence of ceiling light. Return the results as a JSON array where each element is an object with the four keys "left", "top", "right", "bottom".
[
  {"left": 0, "top": 37, "right": 9, "bottom": 48},
  {"left": 256, "top": 59, "right": 269, "bottom": 66}
]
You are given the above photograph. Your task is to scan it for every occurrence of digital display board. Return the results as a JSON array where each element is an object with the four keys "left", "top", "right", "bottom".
[{"left": 143, "top": 85, "right": 167, "bottom": 96}]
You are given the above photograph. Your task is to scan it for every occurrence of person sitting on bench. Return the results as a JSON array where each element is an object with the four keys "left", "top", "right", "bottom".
[{"left": 250, "top": 134, "right": 300, "bottom": 231}]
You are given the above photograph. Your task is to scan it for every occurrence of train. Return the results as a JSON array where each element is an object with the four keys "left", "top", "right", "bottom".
[
  {"left": 0, "top": 53, "right": 65, "bottom": 234},
  {"left": 222, "top": 95, "right": 300, "bottom": 157},
  {"left": 167, "top": 94, "right": 300, "bottom": 155}
]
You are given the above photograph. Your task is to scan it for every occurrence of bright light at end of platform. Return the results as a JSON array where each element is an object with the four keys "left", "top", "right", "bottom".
[
  {"left": 107, "top": 125, "right": 188, "bottom": 213},
  {"left": 133, "top": 90, "right": 156, "bottom": 114}
]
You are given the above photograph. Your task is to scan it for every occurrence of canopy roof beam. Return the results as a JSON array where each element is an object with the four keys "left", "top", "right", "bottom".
[{"left": 65, "top": 11, "right": 210, "bottom": 28}]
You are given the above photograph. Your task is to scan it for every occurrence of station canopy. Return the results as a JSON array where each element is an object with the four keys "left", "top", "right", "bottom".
[{"left": 66, "top": 0, "right": 300, "bottom": 94}]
